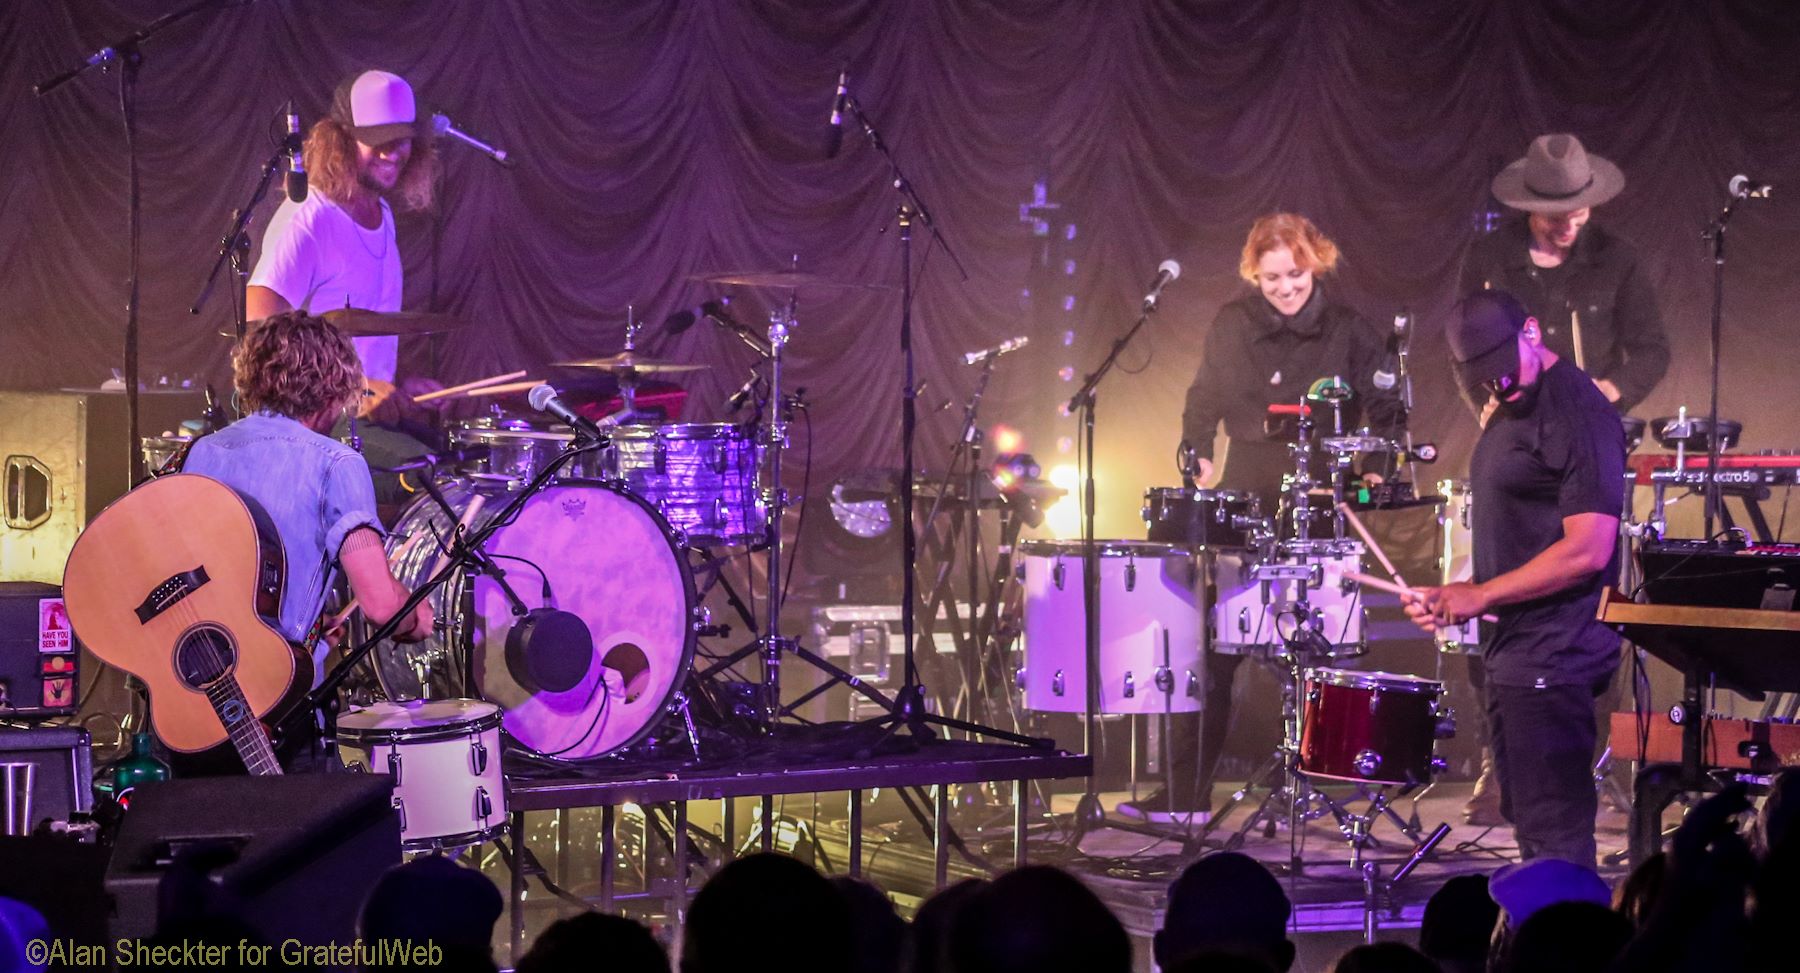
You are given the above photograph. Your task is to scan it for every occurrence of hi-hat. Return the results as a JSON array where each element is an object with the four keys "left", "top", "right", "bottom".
[
  {"left": 691, "top": 269, "right": 894, "bottom": 291},
  {"left": 554, "top": 352, "right": 708, "bottom": 374},
  {"left": 322, "top": 308, "right": 469, "bottom": 337}
]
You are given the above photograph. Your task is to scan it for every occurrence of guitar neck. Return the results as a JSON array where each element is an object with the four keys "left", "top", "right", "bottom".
[{"left": 204, "top": 679, "right": 285, "bottom": 776}]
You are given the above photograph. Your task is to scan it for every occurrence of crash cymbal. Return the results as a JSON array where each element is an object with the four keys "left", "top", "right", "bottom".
[
  {"left": 690, "top": 269, "right": 894, "bottom": 291},
  {"left": 322, "top": 308, "right": 470, "bottom": 337},
  {"left": 553, "top": 352, "right": 708, "bottom": 374}
]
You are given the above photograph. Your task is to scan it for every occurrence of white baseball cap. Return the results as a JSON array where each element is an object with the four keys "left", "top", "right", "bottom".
[{"left": 331, "top": 70, "right": 417, "bottom": 145}]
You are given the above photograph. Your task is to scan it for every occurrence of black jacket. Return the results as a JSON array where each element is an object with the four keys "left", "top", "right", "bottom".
[
  {"left": 1180, "top": 287, "right": 1403, "bottom": 463},
  {"left": 1457, "top": 217, "right": 1669, "bottom": 414}
]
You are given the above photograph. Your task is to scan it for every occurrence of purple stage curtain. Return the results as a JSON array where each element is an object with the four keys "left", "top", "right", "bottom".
[{"left": 4, "top": 1, "right": 1800, "bottom": 542}]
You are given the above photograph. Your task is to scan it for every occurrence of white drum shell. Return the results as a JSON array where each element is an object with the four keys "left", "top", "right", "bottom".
[
  {"left": 1213, "top": 544, "right": 1366, "bottom": 656},
  {"left": 1019, "top": 541, "right": 1203, "bottom": 714},
  {"left": 337, "top": 699, "right": 506, "bottom": 851},
  {"left": 1437, "top": 479, "right": 1480, "bottom": 652}
]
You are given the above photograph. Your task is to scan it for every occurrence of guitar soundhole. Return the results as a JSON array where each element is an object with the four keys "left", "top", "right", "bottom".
[{"left": 176, "top": 625, "right": 237, "bottom": 690}]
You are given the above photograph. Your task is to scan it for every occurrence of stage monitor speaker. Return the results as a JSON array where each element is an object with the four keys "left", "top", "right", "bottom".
[
  {"left": 105, "top": 774, "right": 401, "bottom": 947},
  {"left": 0, "top": 835, "right": 111, "bottom": 946},
  {"left": 0, "top": 388, "right": 206, "bottom": 584}
]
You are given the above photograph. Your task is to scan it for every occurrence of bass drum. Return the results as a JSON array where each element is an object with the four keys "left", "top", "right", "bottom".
[{"left": 375, "top": 479, "right": 699, "bottom": 759}]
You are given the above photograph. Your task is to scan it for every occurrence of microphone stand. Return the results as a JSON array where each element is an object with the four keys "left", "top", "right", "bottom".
[
  {"left": 191, "top": 141, "right": 290, "bottom": 348},
  {"left": 839, "top": 86, "right": 1043, "bottom": 752},
  {"left": 34, "top": 0, "right": 251, "bottom": 487},
  {"left": 1062, "top": 294, "right": 1183, "bottom": 844},
  {"left": 1700, "top": 189, "right": 1747, "bottom": 543}
]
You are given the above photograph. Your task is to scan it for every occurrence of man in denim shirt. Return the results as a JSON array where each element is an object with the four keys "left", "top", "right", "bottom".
[{"left": 186, "top": 312, "right": 434, "bottom": 697}]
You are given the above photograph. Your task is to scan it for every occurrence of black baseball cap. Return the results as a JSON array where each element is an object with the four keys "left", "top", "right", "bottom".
[{"left": 1449, "top": 290, "right": 1530, "bottom": 387}]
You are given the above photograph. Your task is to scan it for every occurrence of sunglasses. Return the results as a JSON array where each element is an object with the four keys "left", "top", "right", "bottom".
[{"left": 1482, "top": 370, "right": 1521, "bottom": 399}]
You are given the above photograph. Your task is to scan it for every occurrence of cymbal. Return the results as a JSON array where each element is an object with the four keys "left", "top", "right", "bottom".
[
  {"left": 554, "top": 352, "right": 708, "bottom": 374},
  {"left": 322, "top": 308, "right": 469, "bottom": 337},
  {"left": 690, "top": 269, "right": 894, "bottom": 291}
]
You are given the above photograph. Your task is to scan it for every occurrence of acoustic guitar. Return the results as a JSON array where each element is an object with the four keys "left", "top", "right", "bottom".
[{"left": 62, "top": 474, "right": 308, "bottom": 776}]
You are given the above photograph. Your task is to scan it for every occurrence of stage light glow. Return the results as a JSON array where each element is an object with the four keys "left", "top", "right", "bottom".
[
  {"left": 1043, "top": 463, "right": 1084, "bottom": 538},
  {"left": 992, "top": 424, "right": 1024, "bottom": 454}
]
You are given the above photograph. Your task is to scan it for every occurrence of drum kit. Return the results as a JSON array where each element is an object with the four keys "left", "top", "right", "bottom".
[
  {"left": 1017, "top": 382, "right": 1457, "bottom": 862},
  {"left": 146, "top": 271, "right": 914, "bottom": 852}
]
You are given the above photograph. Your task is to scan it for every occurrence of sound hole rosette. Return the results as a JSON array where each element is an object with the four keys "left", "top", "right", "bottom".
[{"left": 375, "top": 479, "right": 698, "bottom": 760}]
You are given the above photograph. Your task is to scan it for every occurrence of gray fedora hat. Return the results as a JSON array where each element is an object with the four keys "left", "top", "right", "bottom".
[{"left": 1491, "top": 134, "right": 1625, "bottom": 213}]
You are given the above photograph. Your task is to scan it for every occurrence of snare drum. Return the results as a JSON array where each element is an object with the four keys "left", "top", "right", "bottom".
[
  {"left": 600, "top": 423, "right": 764, "bottom": 546},
  {"left": 1299, "top": 668, "right": 1445, "bottom": 786},
  {"left": 1018, "top": 540, "right": 1203, "bottom": 714},
  {"left": 1436, "top": 479, "right": 1479, "bottom": 653},
  {"left": 337, "top": 698, "right": 506, "bottom": 851},
  {"left": 1213, "top": 540, "right": 1366, "bottom": 658},
  {"left": 452, "top": 417, "right": 591, "bottom": 488},
  {"left": 1142, "top": 488, "right": 1261, "bottom": 549}
]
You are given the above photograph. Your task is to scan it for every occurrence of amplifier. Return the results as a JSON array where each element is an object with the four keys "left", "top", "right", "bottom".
[
  {"left": 0, "top": 388, "right": 206, "bottom": 583},
  {"left": 0, "top": 581, "right": 79, "bottom": 717},
  {"left": 0, "top": 726, "right": 94, "bottom": 831}
]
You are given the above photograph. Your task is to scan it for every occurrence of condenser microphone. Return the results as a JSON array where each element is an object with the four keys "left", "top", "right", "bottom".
[
  {"left": 1142, "top": 259, "right": 1181, "bottom": 311},
  {"left": 826, "top": 69, "right": 848, "bottom": 159},
  {"left": 527, "top": 384, "right": 604, "bottom": 440},
  {"left": 284, "top": 100, "right": 307, "bottom": 203},
  {"left": 961, "top": 335, "right": 1030, "bottom": 365}
]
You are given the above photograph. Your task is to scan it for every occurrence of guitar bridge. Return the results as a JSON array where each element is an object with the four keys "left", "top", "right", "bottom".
[{"left": 135, "top": 567, "right": 211, "bottom": 624}]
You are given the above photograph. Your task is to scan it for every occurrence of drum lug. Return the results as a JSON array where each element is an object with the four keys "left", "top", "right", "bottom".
[
  {"left": 1237, "top": 607, "right": 1251, "bottom": 635},
  {"left": 470, "top": 738, "right": 488, "bottom": 776},
  {"left": 1125, "top": 559, "right": 1137, "bottom": 592},
  {"left": 1153, "top": 666, "right": 1174, "bottom": 695},
  {"left": 654, "top": 439, "right": 668, "bottom": 475},
  {"left": 1014, "top": 562, "right": 1026, "bottom": 582},
  {"left": 387, "top": 749, "right": 402, "bottom": 785},
  {"left": 475, "top": 786, "right": 493, "bottom": 822},
  {"left": 1430, "top": 755, "right": 1449, "bottom": 775},
  {"left": 1435, "top": 705, "right": 1458, "bottom": 740},
  {"left": 1353, "top": 749, "right": 1383, "bottom": 778},
  {"left": 392, "top": 796, "right": 406, "bottom": 833},
  {"left": 1014, "top": 666, "right": 1027, "bottom": 691},
  {"left": 1185, "top": 670, "right": 1199, "bottom": 698},
  {"left": 1369, "top": 688, "right": 1381, "bottom": 715},
  {"left": 1122, "top": 671, "right": 1135, "bottom": 699},
  {"left": 1052, "top": 669, "right": 1066, "bottom": 697},
  {"left": 1052, "top": 560, "right": 1066, "bottom": 591}
]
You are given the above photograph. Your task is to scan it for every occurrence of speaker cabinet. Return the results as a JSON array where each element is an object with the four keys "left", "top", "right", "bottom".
[
  {"left": 0, "top": 389, "right": 205, "bottom": 583},
  {"left": 105, "top": 774, "right": 401, "bottom": 946},
  {"left": 0, "top": 726, "right": 92, "bottom": 830}
]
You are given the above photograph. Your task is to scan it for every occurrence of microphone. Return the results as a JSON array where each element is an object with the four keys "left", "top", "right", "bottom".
[
  {"left": 962, "top": 335, "right": 1029, "bottom": 366},
  {"left": 1142, "top": 259, "right": 1181, "bottom": 311},
  {"left": 432, "top": 112, "right": 515, "bottom": 168},
  {"left": 527, "top": 384, "right": 605, "bottom": 440},
  {"left": 1729, "top": 174, "right": 1773, "bottom": 200},
  {"left": 284, "top": 100, "right": 307, "bottom": 203},
  {"left": 726, "top": 372, "right": 763, "bottom": 412},
  {"left": 665, "top": 299, "right": 738, "bottom": 334},
  {"left": 826, "top": 69, "right": 848, "bottom": 159},
  {"left": 376, "top": 453, "right": 440, "bottom": 474},
  {"left": 1373, "top": 311, "right": 1410, "bottom": 390}
]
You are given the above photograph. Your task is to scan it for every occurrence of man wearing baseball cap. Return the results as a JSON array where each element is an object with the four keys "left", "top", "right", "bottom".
[
  {"left": 245, "top": 70, "right": 443, "bottom": 500},
  {"left": 1459, "top": 133, "right": 1669, "bottom": 416},
  {"left": 1401, "top": 290, "right": 1626, "bottom": 867}
]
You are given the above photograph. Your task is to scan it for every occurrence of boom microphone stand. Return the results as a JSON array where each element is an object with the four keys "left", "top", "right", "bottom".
[
  {"left": 837, "top": 81, "right": 1044, "bottom": 751},
  {"left": 35, "top": 0, "right": 252, "bottom": 486}
]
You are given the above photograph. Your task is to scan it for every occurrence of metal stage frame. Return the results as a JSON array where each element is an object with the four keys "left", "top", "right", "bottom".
[{"left": 499, "top": 742, "right": 1091, "bottom": 957}]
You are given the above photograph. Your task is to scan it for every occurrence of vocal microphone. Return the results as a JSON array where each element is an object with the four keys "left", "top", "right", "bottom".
[
  {"left": 1143, "top": 259, "right": 1181, "bottom": 311},
  {"left": 284, "top": 100, "right": 308, "bottom": 203},
  {"left": 826, "top": 69, "right": 849, "bottom": 159},
  {"left": 1729, "top": 174, "right": 1773, "bottom": 200},
  {"left": 528, "top": 384, "right": 605, "bottom": 440},
  {"left": 432, "top": 113, "right": 515, "bottom": 168},
  {"left": 1373, "top": 311, "right": 1411, "bottom": 390},
  {"left": 962, "top": 335, "right": 1029, "bottom": 365}
]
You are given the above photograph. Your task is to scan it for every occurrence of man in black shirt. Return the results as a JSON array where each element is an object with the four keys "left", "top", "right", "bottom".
[{"left": 1403, "top": 291, "right": 1625, "bottom": 866}]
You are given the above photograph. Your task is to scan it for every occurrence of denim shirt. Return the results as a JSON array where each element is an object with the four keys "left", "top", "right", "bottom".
[{"left": 184, "top": 413, "right": 381, "bottom": 647}]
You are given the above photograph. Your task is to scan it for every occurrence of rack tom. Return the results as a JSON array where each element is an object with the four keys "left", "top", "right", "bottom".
[{"left": 1142, "top": 488, "right": 1261, "bottom": 549}]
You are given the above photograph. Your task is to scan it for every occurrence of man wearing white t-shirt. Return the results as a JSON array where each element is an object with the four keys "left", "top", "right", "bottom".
[{"left": 246, "top": 70, "right": 442, "bottom": 498}]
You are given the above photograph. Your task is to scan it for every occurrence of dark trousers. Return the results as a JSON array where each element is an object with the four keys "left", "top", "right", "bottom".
[
  {"left": 1158, "top": 653, "right": 1244, "bottom": 810},
  {"left": 1488, "top": 679, "right": 1606, "bottom": 866}
]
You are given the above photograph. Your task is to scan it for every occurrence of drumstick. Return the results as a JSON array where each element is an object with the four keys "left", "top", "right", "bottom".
[
  {"left": 461, "top": 378, "right": 544, "bottom": 398},
  {"left": 1345, "top": 570, "right": 1498, "bottom": 623},
  {"left": 412, "top": 369, "right": 529, "bottom": 403},
  {"left": 1335, "top": 501, "right": 1407, "bottom": 587}
]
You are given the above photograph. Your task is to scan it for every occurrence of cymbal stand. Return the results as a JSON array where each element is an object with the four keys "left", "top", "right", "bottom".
[
  {"left": 836, "top": 79, "right": 1039, "bottom": 753},
  {"left": 758, "top": 298, "right": 795, "bottom": 725}
]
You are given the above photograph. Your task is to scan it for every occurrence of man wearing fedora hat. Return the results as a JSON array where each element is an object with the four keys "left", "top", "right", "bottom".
[
  {"left": 1459, "top": 134, "right": 1669, "bottom": 417},
  {"left": 1402, "top": 290, "right": 1626, "bottom": 867}
]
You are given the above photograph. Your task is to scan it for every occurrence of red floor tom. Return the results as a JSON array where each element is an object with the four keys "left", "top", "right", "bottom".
[{"left": 1298, "top": 668, "right": 1445, "bottom": 786}]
